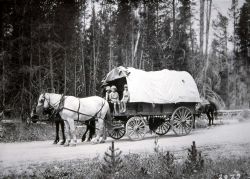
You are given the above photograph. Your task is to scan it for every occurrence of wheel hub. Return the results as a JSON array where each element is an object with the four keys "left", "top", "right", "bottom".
[{"left": 133, "top": 125, "right": 139, "bottom": 131}]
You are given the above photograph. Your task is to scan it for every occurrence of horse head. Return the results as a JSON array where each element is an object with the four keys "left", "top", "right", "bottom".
[
  {"left": 36, "top": 93, "right": 50, "bottom": 116},
  {"left": 195, "top": 102, "right": 203, "bottom": 113},
  {"left": 29, "top": 104, "right": 38, "bottom": 123}
]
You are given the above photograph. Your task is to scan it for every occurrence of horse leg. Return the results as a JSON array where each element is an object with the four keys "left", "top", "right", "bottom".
[
  {"left": 60, "top": 120, "right": 66, "bottom": 145},
  {"left": 193, "top": 115, "right": 196, "bottom": 129},
  {"left": 91, "top": 118, "right": 103, "bottom": 144},
  {"left": 206, "top": 113, "right": 211, "bottom": 126},
  {"left": 88, "top": 120, "right": 96, "bottom": 141},
  {"left": 64, "top": 120, "right": 71, "bottom": 147},
  {"left": 98, "top": 118, "right": 105, "bottom": 143},
  {"left": 81, "top": 124, "right": 89, "bottom": 142},
  {"left": 102, "top": 106, "right": 111, "bottom": 141},
  {"left": 53, "top": 121, "right": 60, "bottom": 144},
  {"left": 211, "top": 112, "right": 214, "bottom": 125},
  {"left": 68, "top": 118, "right": 77, "bottom": 147}
]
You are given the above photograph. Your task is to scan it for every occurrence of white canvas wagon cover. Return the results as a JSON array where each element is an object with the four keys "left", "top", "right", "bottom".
[{"left": 102, "top": 67, "right": 201, "bottom": 104}]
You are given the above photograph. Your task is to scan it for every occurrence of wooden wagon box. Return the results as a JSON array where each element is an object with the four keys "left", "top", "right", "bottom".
[{"left": 125, "top": 102, "right": 196, "bottom": 116}]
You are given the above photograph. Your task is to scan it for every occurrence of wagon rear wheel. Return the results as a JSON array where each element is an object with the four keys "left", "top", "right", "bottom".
[
  {"left": 171, "top": 106, "right": 193, "bottom": 136},
  {"left": 126, "top": 116, "right": 146, "bottom": 140},
  {"left": 107, "top": 120, "right": 126, "bottom": 140},
  {"left": 149, "top": 116, "right": 171, "bottom": 135}
]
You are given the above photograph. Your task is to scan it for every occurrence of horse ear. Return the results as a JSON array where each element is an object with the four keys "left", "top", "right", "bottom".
[
  {"left": 41, "top": 89, "right": 45, "bottom": 94},
  {"left": 46, "top": 88, "right": 55, "bottom": 93}
]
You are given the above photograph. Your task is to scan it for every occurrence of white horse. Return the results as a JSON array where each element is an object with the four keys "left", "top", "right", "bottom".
[{"left": 36, "top": 93, "right": 111, "bottom": 146}]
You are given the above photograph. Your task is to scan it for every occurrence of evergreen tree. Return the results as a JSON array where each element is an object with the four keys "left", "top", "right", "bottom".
[
  {"left": 183, "top": 141, "right": 204, "bottom": 175},
  {"left": 212, "top": 12, "right": 229, "bottom": 106},
  {"left": 101, "top": 141, "right": 123, "bottom": 177}
]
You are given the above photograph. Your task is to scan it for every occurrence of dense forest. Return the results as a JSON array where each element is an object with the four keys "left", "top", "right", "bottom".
[{"left": 0, "top": 0, "right": 249, "bottom": 118}]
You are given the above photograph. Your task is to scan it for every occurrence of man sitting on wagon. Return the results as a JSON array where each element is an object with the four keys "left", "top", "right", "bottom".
[
  {"left": 109, "top": 85, "right": 120, "bottom": 115},
  {"left": 120, "top": 84, "right": 130, "bottom": 113}
]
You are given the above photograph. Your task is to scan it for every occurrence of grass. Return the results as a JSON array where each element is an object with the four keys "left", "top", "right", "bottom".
[
  {"left": 1, "top": 141, "right": 250, "bottom": 179},
  {"left": 0, "top": 121, "right": 56, "bottom": 142},
  {"left": 1, "top": 154, "right": 249, "bottom": 179},
  {"left": 0, "top": 119, "right": 85, "bottom": 143}
]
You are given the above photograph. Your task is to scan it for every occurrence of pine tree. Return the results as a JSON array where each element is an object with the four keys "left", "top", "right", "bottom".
[
  {"left": 159, "top": 151, "right": 176, "bottom": 178},
  {"left": 101, "top": 141, "right": 123, "bottom": 177},
  {"left": 183, "top": 141, "right": 204, "bottom": 175},
  {"left": 212, "top": 12, "right": 229, "bottom": 106}
]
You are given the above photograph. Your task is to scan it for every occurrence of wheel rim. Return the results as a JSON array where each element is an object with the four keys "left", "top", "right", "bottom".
[
  {"left": 126, "top": 117, "right": 146, "bottom": 140},
  {"left": 107, "top": 121, "right": 126, "bottom": 140},
  {"left": 171, "top": 107, "right": 193, "bottom": 136},
  {"left": 154, "top": 117, "right": 171, "bottom": 135}
]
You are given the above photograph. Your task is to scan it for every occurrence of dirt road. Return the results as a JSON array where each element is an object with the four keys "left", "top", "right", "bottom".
[{"left": 1, "top": 120, "right": 250, "bottom": 171}]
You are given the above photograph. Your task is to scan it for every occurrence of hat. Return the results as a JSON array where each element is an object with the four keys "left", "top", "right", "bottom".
[
  {"left": 111, "top": 86, "right": 117, "bottom": 90},
  {"left": 105, "top": 86, "right": 111, "bottom": 91},
  {"left": 124, "top": 84, "right": 128, "bottom": 88}
]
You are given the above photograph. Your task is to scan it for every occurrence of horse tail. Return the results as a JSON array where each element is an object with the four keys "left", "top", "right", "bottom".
[
  {"left": 209, "top": 100, "right": 218, "bottom": 116},
  {"left": 105, "top": 102, "right": 112, "bottom": 122}
]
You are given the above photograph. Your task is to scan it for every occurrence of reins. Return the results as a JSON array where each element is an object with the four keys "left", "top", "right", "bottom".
[{"left": 42, "top": 93, "right": 65, "bottom": 121}]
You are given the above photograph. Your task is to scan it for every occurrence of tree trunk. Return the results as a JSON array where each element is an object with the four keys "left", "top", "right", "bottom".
[
  {"left": 200, "top": 0, "right": 205, "bottom": 56},
  {"left": 81, "top": 4, "right": 86, "bottom": 96},
  {"left": 131, "top": 14, "right": 134, "bottom": 67},
  {"left": 20, "top": 32, "right": 24, "bottom": 118},
  {"left": 81, "top": 43, "right": 86, "bottom": 96},
  {"left": 38, "top": 35, "right": 42, "bottom": 91},
  {"left": 205, "top": 0, "right": 212, "bottom": 58},
  {"left": 109, "top": 43, "right": 112, "bottom": 71},
  {"left": 64, "top": 51, "right": 67, "bottom": 94},
  {"left": 203, "top": 0, "right": 212, "bottom": 97},
  {"left": 29, "top": 27, "right": 33, "bottom": 110},
  {"left": 172, "top": 0, "right": 176, "bottom": 34},
  {"left": 92, "top": 3, "right": 96, "bottom": 95},
  {"left": 74, "top": 53, "right": 77, "bottom": 96},
  {"left": 48, "top": 33, "right": 54, "bottom": 91},
  {"left": 190, "top": 25, "right": 194, "bottom": 54},
  {"left": 1, "top": 41, "right": 5, "bottom": 117},
  {"left": 133, "top": 31, "right": 140, "bottom": 67}
]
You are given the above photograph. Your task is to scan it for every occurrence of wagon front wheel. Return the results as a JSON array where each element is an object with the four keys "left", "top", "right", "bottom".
[
  {"left": 107, "top": 120, "right": 126, "bottom": 140},
  {"left": 171, "top": 106, "right": 193, "bottom": 136},
  {"left": 126, "top": 116, "right": 146, "bottom": 140}
]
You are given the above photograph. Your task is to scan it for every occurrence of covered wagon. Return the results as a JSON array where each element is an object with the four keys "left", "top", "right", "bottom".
[{"left": 102, "top": 66, "right": 201, "bottom": 140}]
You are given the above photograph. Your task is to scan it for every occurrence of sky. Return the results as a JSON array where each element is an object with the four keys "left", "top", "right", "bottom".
[{"left": 193, "top": 0, "right": 246, "bottom": 51}]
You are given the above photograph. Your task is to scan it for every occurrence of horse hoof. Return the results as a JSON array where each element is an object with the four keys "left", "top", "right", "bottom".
[
  {"left": 60, "top": 141, "right": 66, "bottom": 145},
  {"left": 53, "top": 140, "right": 59, "bottom": 144},
  {"left": 99, "top": 140, "right": 105, "bottom": 144},
  {"left": 70, "top": 143, "right": 76, "bottom": 147},
  {"left": 64, "top": 143, "right": 70, "bottom": 147}
]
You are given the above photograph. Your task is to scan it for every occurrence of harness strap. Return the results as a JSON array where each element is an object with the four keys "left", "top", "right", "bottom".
[
  {"left": 62, "top": 107, "right": 95, "bottom": 118},
  {"left": 77, "top": 99, "right": 80, "bottom": 121},
  {"left": 61, "top": 99, "right": 106, "bottom": 121}
]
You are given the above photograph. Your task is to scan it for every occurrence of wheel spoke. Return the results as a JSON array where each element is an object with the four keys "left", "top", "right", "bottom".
[
  {"left": 126, "top": 117, "right": 146, "bottom": 140},
  {"left": 184, "top": 110, "right": 189, "bottom": 119},
  {"left": 175, "top": 112, "right": 182, "bottom": 120},
  {"left": 186, "top": 115, "right": 192, "bottom": 120},
  {"left": 108, "top": 120, "right": 126, "bottom": 139},
  {"left": 172, "top": 107, "right": 194, "bottom": 136}
]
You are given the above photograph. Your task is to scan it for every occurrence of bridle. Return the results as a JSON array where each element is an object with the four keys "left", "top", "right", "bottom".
[{"left": 39, "top": 93, "right": 65, "bottom": 120}]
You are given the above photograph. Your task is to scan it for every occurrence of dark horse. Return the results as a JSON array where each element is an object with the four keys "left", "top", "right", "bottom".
[
  {"left": 195, "top": 100, "right": 218, "bottom": 126},
  {"left": 30, "top": 106, "right": 95, "bottom": 144}
]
